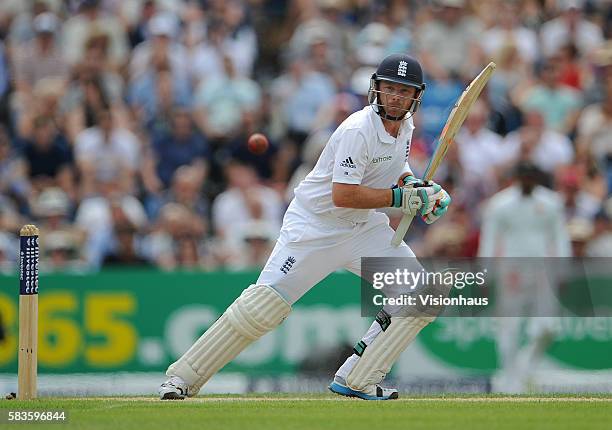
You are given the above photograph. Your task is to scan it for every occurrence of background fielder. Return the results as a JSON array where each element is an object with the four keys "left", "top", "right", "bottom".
[
  {"left": 159, "top": 53, "right": 451, "bottom": 401},
  {"left": 479, "top": 161, "right": 571, "bottom": 393}
]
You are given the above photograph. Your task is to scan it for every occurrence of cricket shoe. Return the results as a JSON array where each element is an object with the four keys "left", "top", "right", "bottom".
[
  {"left": 328, "top": 376, "right": 398, "bottom": 400},
  {"left": 159, "top": 376, "right": 189, "bottom": 400}
]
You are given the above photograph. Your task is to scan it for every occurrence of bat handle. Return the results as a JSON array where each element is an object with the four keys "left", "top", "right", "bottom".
[{"left": 391, "top": 214, "right": 415, "bottom": 247}]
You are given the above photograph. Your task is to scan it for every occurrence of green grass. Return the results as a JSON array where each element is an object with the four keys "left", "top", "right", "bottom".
[{"left": 1, "top": 394, "right": 611, "bottom": 430}]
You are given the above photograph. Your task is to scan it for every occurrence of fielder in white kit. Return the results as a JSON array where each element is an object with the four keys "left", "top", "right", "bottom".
[
  {"left": 478, "top": 162, "right": 571, "bottom": 393},
  {"left": 159, "top": 54, "right": 452, "bottom": 400}
]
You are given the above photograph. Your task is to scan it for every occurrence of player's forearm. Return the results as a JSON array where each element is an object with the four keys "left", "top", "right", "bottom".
[{"left": 332, "top": 183, "right": 392, "bottom": 209}]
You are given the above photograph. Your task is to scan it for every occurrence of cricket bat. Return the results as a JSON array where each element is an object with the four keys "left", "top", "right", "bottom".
[{"left": 391, "top": 62, "right": 497, "bottom": 247}]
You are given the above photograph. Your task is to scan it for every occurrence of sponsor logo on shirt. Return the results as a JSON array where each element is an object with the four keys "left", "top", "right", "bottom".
[
  {"left": 372, "top": 155, "right": 393, "bottom": 164},
  {"left": 340, "top": 157, "right": 356, "bottom": 169}
]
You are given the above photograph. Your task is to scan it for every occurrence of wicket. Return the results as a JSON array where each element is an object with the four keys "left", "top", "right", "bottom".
[{"left": 18, "top": 224, "right": 39, "bottom": 400}]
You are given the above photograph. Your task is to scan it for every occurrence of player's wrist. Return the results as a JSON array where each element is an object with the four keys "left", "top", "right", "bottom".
[{"left": 390, "top": 187, "right": 402, "bottom": 208}]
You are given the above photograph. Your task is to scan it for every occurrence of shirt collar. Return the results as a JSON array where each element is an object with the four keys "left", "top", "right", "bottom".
[{"left": 369, "top": 106, "right": 414, "bottom": 144}]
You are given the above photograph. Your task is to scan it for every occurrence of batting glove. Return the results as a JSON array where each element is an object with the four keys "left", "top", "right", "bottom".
[
  {"left": 401, "top": 174, "right": 425, "bottom": 187},
  {"left": 390, "top": 181, "right": 443, "bottom": 217},
  {"left": 421, "top": 187, "right": 451, "bottom": 224}
]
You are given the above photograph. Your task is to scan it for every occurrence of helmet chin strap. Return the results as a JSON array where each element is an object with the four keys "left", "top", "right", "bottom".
[
  {"left": 375, "top": 101, "right": 415, "bottom": 122},
  {"left": 377, "top": 107, "right": 411, "bottom": 122}
]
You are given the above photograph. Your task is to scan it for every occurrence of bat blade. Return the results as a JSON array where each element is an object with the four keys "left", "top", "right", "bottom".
[{"left": 391, "top": 62, "right": 496, "bottom": 247}]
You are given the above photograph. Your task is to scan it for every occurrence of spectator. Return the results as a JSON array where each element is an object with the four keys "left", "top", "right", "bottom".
[
  {"left": 576, "top": 67, "right": 612, "bottom": 175},
  {"left": 78, "top": 30, "right": 125, "bottom": 102},
  {"left": 221, "top": 0, "right": 258, "bottom": 78},
  {"left": 22, "top": 115, "right": 74, "bottom": 198},
  {"left": 74, "top": 109, "right": 141, "bottom": 196},
  {"left": 270, "top": 57, "right": 336, "bottom": 146},
  {"left": 212, "top": 159, "right": 283, "bottom": 248},
  {"left": 556, "top": 166, "right": 602, "bottom": 221},
  {"left": 60, "top": 0, "right": 129, "bottom": 69},
  {"left": 556, "top": 43, "right": 586, "bottom": 90},
  {"left": 126, "top": 0, "right": 158, "bottom": 48},
  {"left": 353, "top": 23, "right": 393, "bottom": 68},
  {"left": 193, "top": 55, "right": 262, "bottom": 141},
  {"left": 380, "top": 2, "right": 413, "bottom": 56},
  {"left": 128, "top": 57, "right": 191, "bottom": 131},
  {"left": 416, "top": 0, "right": 484, "bottom": 81},
  {"left": 501, "top": 110, "right": 574, "bottom": 176},
  {"left": 143, "top": 109, "right": 209, "bottom": 195},
  {"left": 223, "top": 219, "right": 277, "bottom": 270},
  {"left": 480, "top": 2, "right": 539, "bottom": 66},
  {"left": 102, "top": 222, "right": 151, "bottom": 267},
  {"left": 16, "top": 77, "right": 66, "bottom": 140},
  {"left": 305, "top": 34, "right": 345, "bottom": 88},
  {"left": 33, "top": 187, "right": 87, "bottom": 271},
  {"left": 540, "top": 0, "right": 604, "bottom": 59},
  {"left": 11, "top": 12, "right": 69, "bottom": 97},
  {"left": 519, "top": 56, "right": 583, "bottom": 134},
  {"left": 6, "top": 0, "right": 54, "bottom": 47},
  {"left": 61, "top": 63, "right": 118, "bottom": 142},
  {"left": 42, "top": 230, "right": 86, "bottom": 271},
  {"left": 146, "top": 164, "right": 209, "bottom": 224},
  {"left": 101, "top": 198, "right": 151, "bottom": 267},
  {"left": 144, "top": 202, "right": 207, "bottom": 270},
  {"left": 187, "top": 19, "right": 228, "bottom": 87},
  {"left": 75, "top": 175, "right": 148, "bottom": 268},
  {"left": 286, "top": 1, "right": 348, "bottom": 68},
  {"left": 129, "top": 12, "right": 187, "bottom": 83},
  {"left": 453, "top": 100, "right": 506, "bottom": 204},
  {"left": 166, "top": 166, "right": 209, "bottom": 219}
]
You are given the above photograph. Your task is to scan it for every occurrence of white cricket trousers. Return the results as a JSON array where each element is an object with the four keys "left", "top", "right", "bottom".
[{"left": 257, "top": 199, "right": 417, "bottom": 310}]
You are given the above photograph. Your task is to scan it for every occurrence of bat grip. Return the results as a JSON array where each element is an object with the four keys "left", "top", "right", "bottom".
[{"left": 390, "top": 214, "right": 415, "bottom": 247}]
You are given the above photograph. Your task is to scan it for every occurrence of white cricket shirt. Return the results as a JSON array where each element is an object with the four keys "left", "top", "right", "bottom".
[{"left": 293, "top": 106, "right": 414, "bottom": 223}]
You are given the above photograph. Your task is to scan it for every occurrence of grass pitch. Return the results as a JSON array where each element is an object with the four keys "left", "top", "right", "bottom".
[{"left": 2, "top": 393, "right": 611, "bottom": 430}]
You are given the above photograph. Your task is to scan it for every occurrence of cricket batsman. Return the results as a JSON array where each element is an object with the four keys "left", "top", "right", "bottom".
[{"left": 159, "top": 54, "right": 451, "bottom": 400}]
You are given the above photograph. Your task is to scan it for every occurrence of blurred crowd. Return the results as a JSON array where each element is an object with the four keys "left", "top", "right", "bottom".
[{"left": 0, "top": 0, "right": 610, "bottom": 272}]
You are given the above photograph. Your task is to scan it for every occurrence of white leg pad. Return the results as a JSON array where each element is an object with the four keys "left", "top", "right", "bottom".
[
  {"left": 345, "top": 316, "right": 434, "bottom": 391},
  {"left": 166, "top": 284, "right": 290, "bottom": 395}
]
